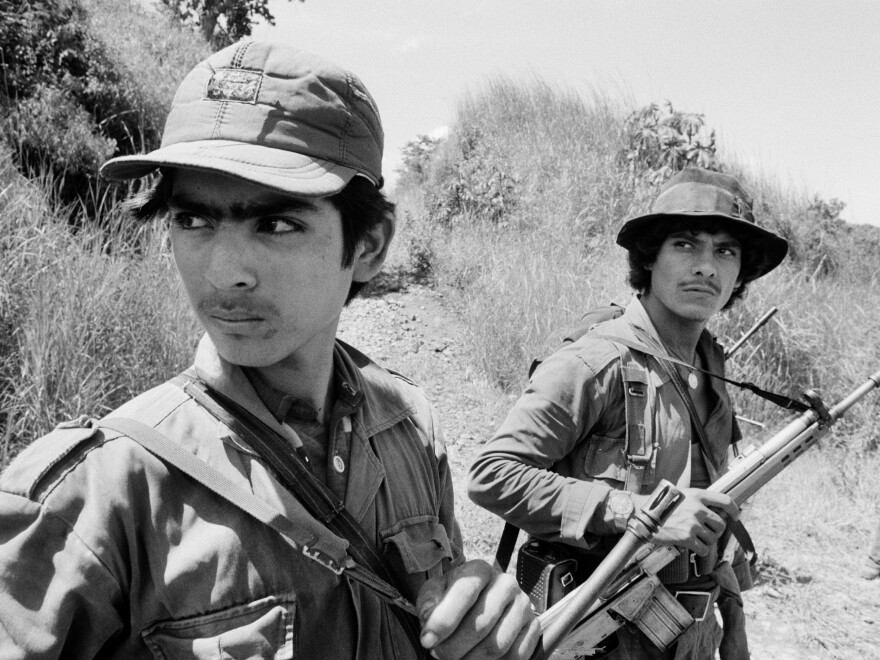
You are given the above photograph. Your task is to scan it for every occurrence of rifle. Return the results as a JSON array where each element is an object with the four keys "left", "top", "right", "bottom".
[{"left": 532, "top": 368, "right": 880, "bottom": 660}]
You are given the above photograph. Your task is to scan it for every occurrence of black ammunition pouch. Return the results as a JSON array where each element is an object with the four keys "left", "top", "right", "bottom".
[{"left": 515, "top": 538, "right": 579, "bottom": 613}]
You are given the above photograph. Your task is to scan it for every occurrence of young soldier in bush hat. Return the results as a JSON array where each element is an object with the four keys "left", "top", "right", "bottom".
[
  {"left": 0, "top": 41, "right": 541, "bottom": 659},
  {"left": 469, "top": 167, "right": 789, "bottom": 659}
]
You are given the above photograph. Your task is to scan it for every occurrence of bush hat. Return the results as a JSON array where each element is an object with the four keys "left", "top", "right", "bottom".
[
  {"left": 617, "top": 167, "right": 789, "bottom": 278},
  {"left": 101, "top": 40, "right": 383, "bottom": 196}
]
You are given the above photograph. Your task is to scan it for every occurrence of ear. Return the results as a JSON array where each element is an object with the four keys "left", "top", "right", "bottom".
[{"left": 352, "top": 209, "right": 396, "bottom": 283}]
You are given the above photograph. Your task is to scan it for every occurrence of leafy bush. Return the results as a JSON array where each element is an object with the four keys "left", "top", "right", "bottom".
[
  {"left": 425, "top": 125, "right": 520, "bottom": 228},
  {"left": 396, "top": 134, "right": 444, "bottom": 189},
  {"left": 1, "top": 0, "right": 209, "bottom": 221},
  {"left": 159, "top": 0, "right": 301, "bottom": 49},
  {"left": 621, "top": 101, "right": 719, "bottom": 185},
  {"left": 4, "top": 84, "right": 116, "bottom": 215}
]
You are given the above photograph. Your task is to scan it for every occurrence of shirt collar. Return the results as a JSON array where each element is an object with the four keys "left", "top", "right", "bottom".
[
  {"left": 622, "top": 296, "right": 720, "bottom": 363},
  {"left": 192, "top": 334, "right": 415, "bottom": 438},
  {"left": 242, "top": 345, "right": 366, "bottom": 425}
]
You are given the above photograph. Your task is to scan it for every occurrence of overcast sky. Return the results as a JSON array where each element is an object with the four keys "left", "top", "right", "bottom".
[{"left": 254, "top": 0, "right": 880, "bottom": 227}]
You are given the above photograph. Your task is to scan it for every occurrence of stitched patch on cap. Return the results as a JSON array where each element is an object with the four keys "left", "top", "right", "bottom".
[{"left": 206, "top": 69, "right": 262, "bottom": 103}]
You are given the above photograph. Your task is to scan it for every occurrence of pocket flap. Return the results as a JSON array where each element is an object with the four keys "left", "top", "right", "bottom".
[
  {"left": 582, "top": 436, "right": 627, "bottom": 483},
  {"left": 384, "top": 521, "right": 453, "bottom": 573},
  {"left": 142, "top": 595, "right": 295, "bottom": 659}
]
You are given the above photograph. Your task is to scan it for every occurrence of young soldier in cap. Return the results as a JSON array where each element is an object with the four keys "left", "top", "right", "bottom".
[
  {"left": 0, "top": 41, "right": 540, "bottom": 659},
  {"left": 469, "top": 167, "right": 789, "bottom": 659}
]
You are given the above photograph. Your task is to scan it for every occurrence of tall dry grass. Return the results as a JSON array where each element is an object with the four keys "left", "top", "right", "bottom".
[
  {"left": 397, "top": 76, "right": 880, "bottom": 448},
  {"left": 0, "top": 154, "right": 200, "bottom": 466}
]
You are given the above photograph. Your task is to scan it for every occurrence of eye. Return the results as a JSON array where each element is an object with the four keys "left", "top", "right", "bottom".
[
  {"left": 718, "top": 246, "right": 740, "bottom": 258},
  {"left": 170, "top": 211, "right": 211, "bottom": 230},
  {"left": 671, "top": 238, "right": 695, "bottom": 250},
  {"left": 259, "top": 217, "right": 306, "bottom": 234}
]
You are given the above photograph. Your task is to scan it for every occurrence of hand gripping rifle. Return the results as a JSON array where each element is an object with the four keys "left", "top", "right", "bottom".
[{"left": 531, "top": 368, "right": 880, "bottom": 660}]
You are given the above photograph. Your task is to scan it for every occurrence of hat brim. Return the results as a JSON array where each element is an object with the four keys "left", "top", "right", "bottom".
[
  {"left": 616, "top": 212, "right": 789, "bottom": 279},
  {"left": 100, "top": 140, "right": 361, "bottom": 197}
]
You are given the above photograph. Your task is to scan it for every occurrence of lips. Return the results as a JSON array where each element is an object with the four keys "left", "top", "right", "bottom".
[
  {"left": 208, "top": 309, "right": 263, "bottom": 322},
  {"left": 681, "top": 281, "right": 720, "bottom": 295}
]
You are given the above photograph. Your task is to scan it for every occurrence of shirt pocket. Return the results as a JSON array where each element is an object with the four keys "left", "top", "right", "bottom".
[
  {"left": 383, "top": 518, "right": 454, "bottom": 583},
  {"left": 142, "top": 595, "right": 295, "bottom": 660},
  {"left": 580, "top": 435, "right": 627, "bottom": 485}
]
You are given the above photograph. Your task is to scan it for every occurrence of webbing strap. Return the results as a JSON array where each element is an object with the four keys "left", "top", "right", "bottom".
[
  {"left": 610, "top": 342, "right": 653, "bottom": 493},
  {"left": 168, "top": 374, "right": 426, "bottom": 654},
  {"left": 494, "top": 521, "right": 521, "bottom": 573},
  {"left": 596, "top": 334, "right": 757, "bottom": 564},
  {"left": 98, "top": 417, "right": 421, "bottom": 617}
]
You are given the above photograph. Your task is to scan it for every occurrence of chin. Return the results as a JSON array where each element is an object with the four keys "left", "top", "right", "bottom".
[
  {"left": 210, "top": 334, "right": 288, "bottom": 368},
  {"left": 676, "top": 304, "right": 716, "bottom": 323}
]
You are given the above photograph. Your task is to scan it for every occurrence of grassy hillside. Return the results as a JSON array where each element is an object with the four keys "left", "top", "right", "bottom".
[
  {"left": 0, "top": 0, "right": 209, "bottom": 219},
  {"left": 0, "top": 0, "right": 208, "bottom": 462},
  {"left": 1, "top": 4, "right": 877, "bottom": 475},
  {"left": 394, "top": 78, "right": 880, "bottom": 451}
]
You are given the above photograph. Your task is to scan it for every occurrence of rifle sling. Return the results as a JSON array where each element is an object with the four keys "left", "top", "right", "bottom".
[
  {"left": 97, "top": 417, "right": 422, "bottom": 620},
  {"left": 169, "top": 372, "right": 426, "bottom": 655},
  {"left": 594, "top": 334, "right": 809, "bottom": 414},
  {"left": 495, "top": 520, "right": 521, "bottom": 573}
]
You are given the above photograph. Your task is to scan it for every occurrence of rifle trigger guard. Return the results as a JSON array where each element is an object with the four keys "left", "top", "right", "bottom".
[{"left": 802, "top": 389, "right": 832, "bottom": 424}]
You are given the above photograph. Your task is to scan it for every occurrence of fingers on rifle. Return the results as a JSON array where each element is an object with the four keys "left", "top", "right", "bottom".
[
  {"left": 437, "top": 584, "right": 537, "bottom": 660},
  {"left": 419, "top": 560, "right": 498, "bottom": 652},
  {"left": 702, "top": 509, "right": 727, "bottom": 536},
  {"left": 700, "top": 491, "right": 740, "bottom": 521}
]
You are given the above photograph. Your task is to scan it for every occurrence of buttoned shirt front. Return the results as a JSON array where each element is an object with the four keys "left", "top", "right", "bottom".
[{"left": 0, "top": 335, "right": 462, "bottom": 659}]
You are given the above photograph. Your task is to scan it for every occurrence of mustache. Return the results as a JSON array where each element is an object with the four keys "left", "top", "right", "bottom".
[
  {"left": 682, "top": 279, "right": 721, "bottom": 294},
  {"left": 198, "top": 294, "right": 279, "bottom": 319}
]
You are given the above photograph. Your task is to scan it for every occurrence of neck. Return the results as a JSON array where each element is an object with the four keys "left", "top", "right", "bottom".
[
  {"left": 250, "top": 344, "right": 336, "bottom": 424},
  {"left": 640, "top": 295, "right": 705, "bottom": 362}
]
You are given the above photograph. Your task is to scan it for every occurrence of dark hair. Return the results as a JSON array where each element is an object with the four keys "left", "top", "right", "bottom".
[
  {"left": 625, "top": 217, "right": 767, "bottom": 310},
  {"left": 125, "top": 169, "right": 394, "bottom": 303}
]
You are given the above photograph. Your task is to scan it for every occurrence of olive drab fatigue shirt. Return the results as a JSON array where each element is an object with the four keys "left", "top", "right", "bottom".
[
  {"left": 0, "top": 334, "right": 463, "bottom": 659},
  {"left": 468, "top": 298, "right": 738, "bottom": 551}
]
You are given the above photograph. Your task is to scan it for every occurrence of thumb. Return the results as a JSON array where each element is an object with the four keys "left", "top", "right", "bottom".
[{"left": 415, "top": 572, "right": 449, "bottom": 622}]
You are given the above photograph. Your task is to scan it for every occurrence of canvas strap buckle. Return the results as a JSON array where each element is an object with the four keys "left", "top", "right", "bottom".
[{"left": 674, "top": 586, "right": 720, "bottom": 622}]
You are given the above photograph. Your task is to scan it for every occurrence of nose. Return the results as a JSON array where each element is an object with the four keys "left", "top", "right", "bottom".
[
  {"left": 204, "top": 228, "right": 257, "bottom": 290},
  {"left": 691, "top": 245, "right": 717, "bottom": 278}
]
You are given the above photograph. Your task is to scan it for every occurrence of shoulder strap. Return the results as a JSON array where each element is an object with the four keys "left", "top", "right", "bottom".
[
  {"left": 169, "top": 374, "right": 427, "bottom": 654},
  {"left": 495, "top": 328, "right": 653, "bottom": 572},
  {"left": 606, "top": 341, "right": 655, "bottom": 494},
  {"left": 97, "top": 417, "right": 423, "bottom": 621},
  {"left": 595, "top": 334, "right": 757, "bottom": 563}
]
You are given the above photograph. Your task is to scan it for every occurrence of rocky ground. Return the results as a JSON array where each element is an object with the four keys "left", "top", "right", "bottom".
[{"left": 338, "top": 280, "right": 879, "bottom": 660}]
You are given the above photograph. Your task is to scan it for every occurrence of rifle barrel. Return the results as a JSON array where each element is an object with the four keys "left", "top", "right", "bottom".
[
  {"left": 712, "top": 368, "right": 880, "bottom": 503},
  {"left": 725, "top": 306, "right": 777, "bottom": 358}
]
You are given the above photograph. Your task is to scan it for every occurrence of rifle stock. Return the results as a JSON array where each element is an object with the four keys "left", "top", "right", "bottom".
[{"left": 534, "top": 368, "right": 880, "bottom": 660}]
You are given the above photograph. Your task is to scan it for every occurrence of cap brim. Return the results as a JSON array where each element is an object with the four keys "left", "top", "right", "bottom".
[
  {"left": 100, "top": 140, "right": 360, "bottom": 197},
  {"left": 616, "top": 212, "right": 789, "bottom": 279}
]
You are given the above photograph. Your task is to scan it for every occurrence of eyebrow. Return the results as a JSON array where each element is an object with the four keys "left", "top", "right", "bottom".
[
  {"left": 166, "top": 192, "right": 320, "bottom": 219},
  {"left": 669, "top": 230, "right": 741, "bottom": 249}
]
